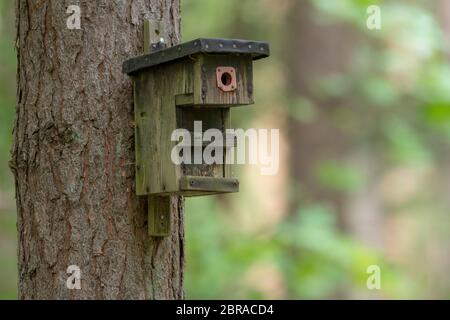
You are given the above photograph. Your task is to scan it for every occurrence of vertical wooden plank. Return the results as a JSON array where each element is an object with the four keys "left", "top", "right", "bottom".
[
  {"left": 160, "top": 88, "right": 178, "bottom": 192},
  {"left": 144, "top": 20, "right": 166, "bottom": 53},
  {"left": 148, "top": 61, "right": 187, "bottom": 194},
  {"left": 148, "top": 66, "right": 163, "bottom": 194},
  {"left": 142, "top": 20, "right": 172, "bottom": 236},
  {"left": 148, "top": 196, "right": 171, "bottom": 236},
  {"left": 135, "top": 73, "right": 151, "bottom": 195}
]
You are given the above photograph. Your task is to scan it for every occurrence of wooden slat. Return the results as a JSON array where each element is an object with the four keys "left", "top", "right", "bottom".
[
  {"left": 148, "top": 195, "right": 171, "bottom": 236},
  {"left": 180, "top": 176, "right": 239, "bottom": 193},
  {"left": 175, "top": 93, "right": 194, "bottom": 106}
]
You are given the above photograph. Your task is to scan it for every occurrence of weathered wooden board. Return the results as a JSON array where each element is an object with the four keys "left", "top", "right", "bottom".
[
  {"left": 135, "top": 59, "right": 194, "bottom": 195},
  {"left": 148, "top": 195, "right": 171, "bottom": 236},
  {"left": 180, "top": 176, "right": 239, "bottom": 193}
]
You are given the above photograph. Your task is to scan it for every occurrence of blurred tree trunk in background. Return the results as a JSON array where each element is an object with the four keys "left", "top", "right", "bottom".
[
  {"left": 286, "top": 0, "right": 385, "bottom": 297},
  {"left": 11, "top": 0, "right": 184, "bottom": 299},
  {"left": 286, "top": 0, "right": 354, "bottom": 226}
]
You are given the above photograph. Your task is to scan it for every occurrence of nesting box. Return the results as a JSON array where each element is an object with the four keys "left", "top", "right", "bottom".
[{"left": 123, "top": 38, "right": 270, "bottom": 197}]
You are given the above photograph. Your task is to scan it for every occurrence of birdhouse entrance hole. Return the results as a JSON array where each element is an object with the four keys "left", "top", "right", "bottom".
[{"left": 216, "top": 67, "right": 237, "bottom": 92}]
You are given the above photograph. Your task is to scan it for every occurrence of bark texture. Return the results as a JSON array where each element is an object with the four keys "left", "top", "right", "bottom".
[{"left": 11, "top": 0, "right": 184, "bottom": 299}]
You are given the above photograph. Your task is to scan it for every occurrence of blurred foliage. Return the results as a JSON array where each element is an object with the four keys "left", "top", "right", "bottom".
[
  {"left": 185, "top": 197, "right": 421, "bottom": 299},
  {"left": 0, "top": 0, "right": 449, "bottom": 299},
  {"left": 313, "top": 160, "right": 365, "bottom": 193},
  {"left": 0, "top": 0, "right": 17, "bottom": 300},
  {"left": 0, "top": 0, "right": 15, "bottom": 188}
]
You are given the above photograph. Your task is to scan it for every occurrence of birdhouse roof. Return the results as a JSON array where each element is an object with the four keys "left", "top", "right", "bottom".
[{"left": 123, "top": 38, "right": 270, "bottom": 75}]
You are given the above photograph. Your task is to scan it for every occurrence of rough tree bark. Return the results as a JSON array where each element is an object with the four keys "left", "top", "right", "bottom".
[{"left": 10, "top": 0, "right": 184, "bottom": 299}]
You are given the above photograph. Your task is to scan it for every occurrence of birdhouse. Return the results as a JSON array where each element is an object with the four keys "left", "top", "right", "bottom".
[{"left": 123, "top": 38, "right": 270, "bottom": 198}]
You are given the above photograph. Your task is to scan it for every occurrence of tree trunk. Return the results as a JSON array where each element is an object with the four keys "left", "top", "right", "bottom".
[
  {"left": 11, "top": 0, "right": 184, "bottom": 299},
  {"left": 286, "top": 0, "right": 355, "bottom": 227},
  {"left": 286, "top": 0, "right": 377, "bottom": 298}
]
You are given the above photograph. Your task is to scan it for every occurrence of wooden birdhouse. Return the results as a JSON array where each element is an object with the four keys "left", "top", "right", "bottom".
[{"left": 123, "top": 36, "right": 269, "bottom": 235}]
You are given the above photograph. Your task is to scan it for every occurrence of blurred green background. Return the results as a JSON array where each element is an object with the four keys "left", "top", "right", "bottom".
[{"left": 1, "top": 0, "right": 450, "bottom": 299}]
